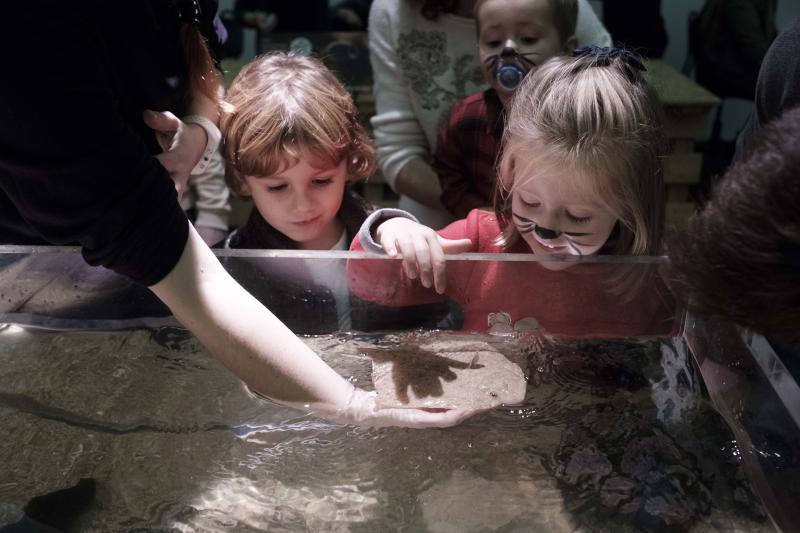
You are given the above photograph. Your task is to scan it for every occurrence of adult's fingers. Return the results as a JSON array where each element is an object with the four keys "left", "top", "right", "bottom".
[
  {"left": 142, "top": 109, "right": 180, "bottom": 134},
  {"left": 385, "top": 407, "right": 476, "bottom": 429},
  {"left": 154, "top": 152, "right": 189, "bottom": 199},
  {"left": 142, "top": 110, "right": 180, "bottom": 152}
]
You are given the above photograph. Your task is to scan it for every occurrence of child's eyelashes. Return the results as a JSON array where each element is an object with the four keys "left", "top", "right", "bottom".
[
  {"left": 520, "top": 200, "right": 593, "bottom": 224},
  {"left": 264, "top": 177, "right": 333, "bottom": 192},
  {"left": 566, "top": 212, "right": 592, "bottom": 224},
  {"left": 483, "top": 36, "right": 539, "bottom": 48}
]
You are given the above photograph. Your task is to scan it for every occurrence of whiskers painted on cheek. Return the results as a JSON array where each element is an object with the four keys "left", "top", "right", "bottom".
[
  {"left": 565, "top": 239, "right": 582, "bottom": 255},
  {"left": 511, "top": 212, "right": 584, "bottom": 256}
]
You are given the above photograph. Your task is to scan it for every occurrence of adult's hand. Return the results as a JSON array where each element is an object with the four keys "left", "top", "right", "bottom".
[
  {"left": 314, "top": 386, "right": 476, "bottom": 429},
  {"left": 143, "top": 109, "right": 207, "bottom": 199}
]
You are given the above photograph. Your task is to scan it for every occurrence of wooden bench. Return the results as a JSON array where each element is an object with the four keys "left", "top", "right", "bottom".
[{"left": 644, "top": 60, "right": 720, "bottom": 229}]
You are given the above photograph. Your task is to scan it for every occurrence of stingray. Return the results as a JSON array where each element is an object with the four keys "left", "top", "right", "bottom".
[{"left": 368, "top": 337, "right": 528, "bottom": 410}]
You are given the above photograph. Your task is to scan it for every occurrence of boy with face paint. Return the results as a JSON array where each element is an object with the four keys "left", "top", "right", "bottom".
[{"left": 435, "top": 0, "right": 578, "bottom": 218}]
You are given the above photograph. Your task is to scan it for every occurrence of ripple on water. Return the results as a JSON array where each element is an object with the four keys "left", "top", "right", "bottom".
[{"left": 0, "top": 328, "right": 774, "bottom": 532}]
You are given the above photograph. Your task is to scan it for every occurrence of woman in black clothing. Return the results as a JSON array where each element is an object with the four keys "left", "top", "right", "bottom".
[{"left": 0, "top": 0, "right": 470, "bottom": 428}]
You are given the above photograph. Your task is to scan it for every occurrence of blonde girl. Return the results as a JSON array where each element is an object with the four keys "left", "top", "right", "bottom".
[{"left": 350, "top": 47, "right": 674, "bottom": 336}]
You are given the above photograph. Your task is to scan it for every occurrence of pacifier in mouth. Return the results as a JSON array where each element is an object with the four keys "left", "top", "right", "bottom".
[
  {"left": 490, "top": 47, "right": 534, "bottom": 92},
  {"left": 496, "top": 64, "right": 526, "bottom": 91}
]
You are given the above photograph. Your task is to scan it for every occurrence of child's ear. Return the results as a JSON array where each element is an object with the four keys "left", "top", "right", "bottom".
[{"left": 563, "top": 36, "right": 578, "bottom": 54}]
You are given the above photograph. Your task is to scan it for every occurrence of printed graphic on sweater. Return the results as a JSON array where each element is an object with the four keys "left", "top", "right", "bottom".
[{"left": 396, "top": 29, "right": 483, "bottom": 115}]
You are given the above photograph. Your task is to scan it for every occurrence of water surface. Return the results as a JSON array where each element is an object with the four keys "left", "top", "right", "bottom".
[{"left": 0, "top": 327, "right": 772, "bottom": 532}]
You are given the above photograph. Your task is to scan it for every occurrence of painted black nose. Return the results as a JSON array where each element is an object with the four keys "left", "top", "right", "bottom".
[
  {"left": 534, "top": 225, "right": 560, "bottom": 240},
  {"left": 500, "top": 46, "right": 518, "bottom": 57}
]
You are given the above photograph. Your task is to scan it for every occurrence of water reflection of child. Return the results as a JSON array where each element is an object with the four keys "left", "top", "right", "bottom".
[
  {"left": 219, "top": 52, "right": 446, "bottom": 333},
  {"left": 350, "top": 48, "right": 677, "bottom": 337},
  {"left": 436, "top": 0, "right": 578, "bottom": 217}
]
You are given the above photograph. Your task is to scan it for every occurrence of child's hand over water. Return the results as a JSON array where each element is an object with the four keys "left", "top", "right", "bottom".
[{"left": 375, "top": 218, "right": 472, "bottom": 294}]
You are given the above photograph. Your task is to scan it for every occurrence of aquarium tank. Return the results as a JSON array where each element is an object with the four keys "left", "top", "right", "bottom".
[{"left": 0, "top": 246, "right": 797, "bottom": 532}]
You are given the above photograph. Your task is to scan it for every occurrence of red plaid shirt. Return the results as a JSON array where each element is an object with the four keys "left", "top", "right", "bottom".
[{"left": 435, "top": 89, "right": 505, "bottom": 218}]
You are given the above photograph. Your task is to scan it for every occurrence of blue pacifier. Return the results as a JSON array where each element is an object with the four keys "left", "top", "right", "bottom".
[
  {"left": 496, "top": 63, "right": 526, "bottom": 91},
  {"left": 490, "top": 47, "right": 533, "bottom": 92}
]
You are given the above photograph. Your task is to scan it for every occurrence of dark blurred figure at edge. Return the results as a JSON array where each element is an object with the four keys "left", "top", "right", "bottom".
[
  {"left": 669, "top": 23, "right": 800, "bottom": 523},
  {"left": 673, "top": 17, "right": 800, "bottom": 378},
  {"left": 736, "top": 16, "right": 800, "bottom": 156},
  {"left": 730, "top": 16, "right": 800, "bottom": 371},
  {"left": 603, "top": 0, "right": 668, "bottom": 58},
  {"left": 688, "top": 0, "right": 778, "bottom": 201}
]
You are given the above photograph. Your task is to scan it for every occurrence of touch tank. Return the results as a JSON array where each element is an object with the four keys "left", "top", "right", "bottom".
[{"left": 0, "top": 245, "right": 797, "bottom": 532}]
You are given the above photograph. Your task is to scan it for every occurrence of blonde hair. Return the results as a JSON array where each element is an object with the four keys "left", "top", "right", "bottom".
[
  {"left": 220, "top": 52, "right": 376, "bottom": 196},
  {"left": 495, "top": 51, "right": 666, "bottom": 256}
]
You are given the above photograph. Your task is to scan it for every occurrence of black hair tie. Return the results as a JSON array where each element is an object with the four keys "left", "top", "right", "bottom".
[
  {"left": 175, "top": 0, "right": 202, "bottom": 26},
  {"left": 572, "top": 46, "right": 647, "bottom": 73}
]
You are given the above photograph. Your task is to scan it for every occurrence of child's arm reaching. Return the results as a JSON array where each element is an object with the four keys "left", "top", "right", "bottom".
[
  {"left": 375, "top": 216, "right": 473, "bottom": 295},
  {"left": 352, "top": 209, "right": 473, "bottom": 297}
]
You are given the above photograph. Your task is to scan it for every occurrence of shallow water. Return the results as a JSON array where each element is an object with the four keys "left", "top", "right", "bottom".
[{"left": 0, "top": 326, "right": 773, "bottom": 532}]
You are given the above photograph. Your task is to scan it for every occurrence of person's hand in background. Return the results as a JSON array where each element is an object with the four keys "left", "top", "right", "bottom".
[{"left": 143, "top": 110, "right": 207, "bottom": 199}]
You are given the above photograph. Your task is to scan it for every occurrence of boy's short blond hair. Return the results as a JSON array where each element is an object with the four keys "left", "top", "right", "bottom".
[
  {"left": 495, "top": 51, "right": 667, "bottom": 256},
  {"left": 220, "top": 52, "right": 376, "bottom": 196},
  {"left": 475, "top": 0, "right": 578, "bottom": 44}
]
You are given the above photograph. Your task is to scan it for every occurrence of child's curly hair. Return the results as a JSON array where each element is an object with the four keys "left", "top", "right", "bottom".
[{"left": 220, "top": 52, "right": 376, "bottom": 196}]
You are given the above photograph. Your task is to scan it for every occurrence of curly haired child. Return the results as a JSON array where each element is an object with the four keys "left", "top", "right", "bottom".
[{"left": 220, "top": 51, "right": 447, "bottom": 333}]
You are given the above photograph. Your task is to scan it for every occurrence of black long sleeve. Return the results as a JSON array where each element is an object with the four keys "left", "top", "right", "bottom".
[{"left": 0, "top": 0, "right": 220, "bottom": 285}]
